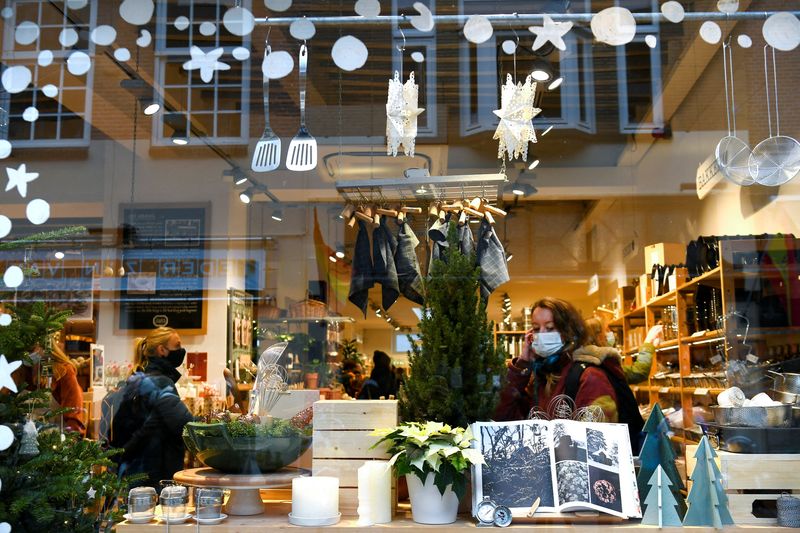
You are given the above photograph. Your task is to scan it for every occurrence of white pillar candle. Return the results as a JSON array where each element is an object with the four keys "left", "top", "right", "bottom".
[
  {"left": 292, "top": 477, "right": 339, "bottom": 518},
  {"left": 357, "top": 461, "right": 392, "bottom": 525}
]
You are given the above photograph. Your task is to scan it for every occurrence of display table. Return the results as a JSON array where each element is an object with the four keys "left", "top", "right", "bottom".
[
  {"left": 173, "top": 468, "right": 307, "bottom": 516},
  {"left": 117, "top": 502, "right": 777, "bottom": 531}
]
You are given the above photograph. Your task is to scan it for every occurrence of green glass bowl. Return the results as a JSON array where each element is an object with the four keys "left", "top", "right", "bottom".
[{"left": 183, "top": 422, "right": 312, "bottom": 474}]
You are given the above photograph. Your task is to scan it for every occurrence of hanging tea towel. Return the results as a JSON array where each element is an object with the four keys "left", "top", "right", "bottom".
[
  {"left": 394, "top": 219, "right": 424, "bottom": 305},
  {"left": 476, "top": 219, "right": 510, "bottom": 299},
  {"left": 348, "top": 220, "right": 375, "bottom": 317},
  {"left": 373, "top": 217, "right": 400, "bottom": 310}
]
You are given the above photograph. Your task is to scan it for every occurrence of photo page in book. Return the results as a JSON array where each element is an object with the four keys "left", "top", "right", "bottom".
[{"left": 471, "top": 419, "right": 641, "bottom": 519}]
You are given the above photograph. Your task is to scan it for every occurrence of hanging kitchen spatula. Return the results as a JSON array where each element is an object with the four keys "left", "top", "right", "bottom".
[
  {"left": 287, "top": 44, "right": 317, "bottom": 172},
  {"left": 251, "top": 44, "right": 281, "bottom": 173}
]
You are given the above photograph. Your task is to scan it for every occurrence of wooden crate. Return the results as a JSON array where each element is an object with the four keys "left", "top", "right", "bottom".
[
  {"left": 686, "top": 446, "right": 800, "bottom": 525},
  {"left": 312, "top": 400, "right": 399, "bottom": 516}
]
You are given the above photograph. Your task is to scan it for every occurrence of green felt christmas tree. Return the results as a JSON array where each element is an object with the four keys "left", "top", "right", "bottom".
[
  {"left": 641, "top": 465, "right": 683, "bottom": 527},
  {"left": 400, "top": 223, "right": 506, "bottom": 426},
  {"left": 683, "top": 436, "right": 735, "bottom": 527},
  {"left": 637, "top": 404, "right": 686, "bottom": 518}
]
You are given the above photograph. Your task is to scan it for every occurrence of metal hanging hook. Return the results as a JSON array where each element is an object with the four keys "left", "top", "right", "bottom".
[
  {"left": 397, "top": 15, "right": 407, "bottom": 76},
  {"left": 508, "top": 13, "right": 520, "bottom": 81}
]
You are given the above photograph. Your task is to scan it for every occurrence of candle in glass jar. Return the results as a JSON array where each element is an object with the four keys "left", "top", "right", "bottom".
[
  {"left": 292, "top": 477, "right": 339, "bottom": 518},
  {"left": 357, "top": 461, "right": 392, "bottom": 525}
]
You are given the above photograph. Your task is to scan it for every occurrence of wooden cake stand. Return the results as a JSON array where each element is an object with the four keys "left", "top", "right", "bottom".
[{"left": 174, "top": 467, "right": 308, "bottom": 516}]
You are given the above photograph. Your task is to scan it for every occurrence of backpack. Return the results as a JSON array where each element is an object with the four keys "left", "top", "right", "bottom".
[
  {"left": 564, "top": 361, "right": 644, "bottom": 453},
  {"left": 99, "top": 371, "right": 146, "bottom": 449}
]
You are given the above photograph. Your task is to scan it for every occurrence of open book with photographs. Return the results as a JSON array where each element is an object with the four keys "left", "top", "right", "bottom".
[{"left": 471, "top": 419, "right": 641, "bottom": 519}]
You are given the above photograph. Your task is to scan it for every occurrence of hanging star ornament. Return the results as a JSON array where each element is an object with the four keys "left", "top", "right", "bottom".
[
  {"left": 6, "top": 163, "right": 39, "bottom": 198},
  {"left": 0, "top": 354, "right": 22, "bottom": 393},
  {"left": 182, "top": 46, "right": 230, "bottom": 83},
  {"left": 493, "top": 74, "right": 541, "bottom": 161},
  {"left": 528, "top": 14, "right": 573, "bottom": 51},
  {"left": 386, "top": 71, "right": 424, "bottom": 157}
]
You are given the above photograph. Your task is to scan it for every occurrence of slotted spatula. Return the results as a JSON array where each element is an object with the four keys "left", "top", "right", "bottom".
[
  {"left": 251, "top": 45, "right": 281, "bottom": 172},
  {"left": 286, "top": 44, "right": 317, "bottom": 172}
]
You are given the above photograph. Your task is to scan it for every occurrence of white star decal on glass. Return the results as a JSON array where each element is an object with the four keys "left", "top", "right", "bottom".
[
  {"left": 386, "top": 71, "right": 424, "bottom": 157},
  {"left": 182, "top": 46, "right": 230, "bottom": 83},
  {"left": 528, "top": 15, "right": 573, "bottom": 51},
  {"left": 6, "top": 163, "right": 39, "bottom": 198},
  {"left": 493, "top": 74, "right": 541, "bottom": 161},
  {"left": 87, "top": 486, "right": 97, "bottom": 499},
  {"left": 0, "top": 354, "right": 22, "bottom": 393}
]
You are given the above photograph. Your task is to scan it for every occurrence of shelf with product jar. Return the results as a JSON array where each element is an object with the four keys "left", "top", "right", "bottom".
[
  {"left": 620, "top": 237, "right": 800, "bottom": 462},
  {"left": 493, "top": 328, "right": 527, "bottom": 359}
]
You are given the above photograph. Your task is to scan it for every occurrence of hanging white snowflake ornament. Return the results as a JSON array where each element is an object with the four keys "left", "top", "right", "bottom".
[
  {"left": 386, "top": 71, "right": 424, "bottom": 157},
  {"left": 493, "top": 74, "right": 541, "bottom": 161}
]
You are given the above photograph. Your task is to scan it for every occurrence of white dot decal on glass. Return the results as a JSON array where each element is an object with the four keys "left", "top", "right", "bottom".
[
  {"left": 0, "top": 215, "right": 10, "bottom": 238},
  {"left": 136, "top": 29, "right": 152, "bottom": 47},
  {"left": 645, "top": 35, "right": 657, "bottom": 48},
  {"left": 737, "top": 34, "right": 752, "bottom": 48},
  {"left": 700, "top": 21, "right": 722, "bottom": 44},
  {"left": 232, "top": 47, "right": 250, "bottom": 60},
  {"left": 354, "top": 0, "right": 380, "bottom": 18},
  {"left": 26, "top": 199, "right": 50, "bottom": 225},
  {"left": 265, "top": 0, "right": 292, "bottom": 12},
  {"left": 410, "top": 2, "right": 434, "bottom": 32},
  {"left": 1, "top": 7, "right": 13, "bottom": 18},
  {"left": 223, "top": 6, "right": 255, "bottom": 36},
  {"left": 411, "top": 51, "right": 425, "bottom": 63},
  {"left": 717, "top": 0, "right": 739, "bottom": 13},
  {"left": 0, "top": 522, "right": 10, "bottom": 533},
  {"left": 0, "top": 425, "right": 14, "bottom": 449},
  {"left": 42, "top": 84, "right": 58, "bottom": 98},
  {"left": 59, "top": 27, "right": 79, "bottom": 47},
  {"left": 120, "top": 0, "right": 155, "bottom": 26},
  {"left": 262, "top": 50, "right": 294, "bottom": 79},
  {"left": 3, "top": 266, "right": 24, "bottom": 288},
  {"left": 463, "top": 15, "right": 493, "bottom": 44},
  {"left": 67, "top": 0, "right": 88, "bottom": 9},
  {"left": 0, "top": 314, "right": 11, "bottom": 326},
  {"left": 0, "top": 140, "right": 11, "bottom": 160},
  {"left": 661, "top": 1, "right": 685, "bottom": 23},
  {"left": 290, "top": 18, "right": 316, "bottom": 40},
  {"left": 1, "top": 66, "right": 32, "bottom": 94},
  {"left": 501, "top": 39, "right": 517, "bottom": 54},
  {"left": 15, "top": 21, "right": 40, "bottom": 46},
  {"left": 38, "top": 49, "right": 54, "bottom": 67},
  {"left": 591, "top": 7, "right": 637, "bottom": 46},
  {"left": 91, "top": 25, "right": 117, "bottom": 46},
  {"left": 199, "top": 22, "right": 217, "bottom": 36},
  {"left": 114, "top": 47, "right": 131, "bottom": 61},
  {"left": 67, "top": 51, "right": 91, "bottom": 75},
  {"left": 331, "top": 35, "right": 368, "bottom": 71},
  {"left": 22, "top": 107, "right": 38, "bottom": 122},
  {"left": 763, "top": 12, "right": 800, "bottom": 52},
  {"left": 174, "top": 16, "right": 189, "bottom": 31}
]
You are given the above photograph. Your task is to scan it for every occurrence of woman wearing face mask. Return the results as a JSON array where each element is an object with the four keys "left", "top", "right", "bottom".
[
  {"left": 111, "top": 327, "right": 193, "bottom": 486},
  {"left": 494, "top": 297, "right": 627, "bottom": 423},
  {"left": 584, "top": 318, "right": 663, "bottom": 384}
]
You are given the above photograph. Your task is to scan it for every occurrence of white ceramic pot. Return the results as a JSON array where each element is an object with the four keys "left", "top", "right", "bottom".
[{"left": 405, "top": 473, "right": 460, "bottom": 525}]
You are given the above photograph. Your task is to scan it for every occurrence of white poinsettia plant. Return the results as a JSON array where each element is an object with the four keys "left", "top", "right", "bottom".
[{"left": 371, "top": 421, "right": 484, "bottom": 499}]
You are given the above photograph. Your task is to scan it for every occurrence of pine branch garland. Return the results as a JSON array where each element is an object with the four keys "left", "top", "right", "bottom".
[{"left": 0, "top": 225, "right": 88, "bottom": 251}]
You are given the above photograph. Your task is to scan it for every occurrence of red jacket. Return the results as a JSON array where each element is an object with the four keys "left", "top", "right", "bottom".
[
  {"left": 494, "top": 347, "right": 624, "bottom": 422},
  {"left": 52, "top": 364, "right": 86, "bottom": 436}
]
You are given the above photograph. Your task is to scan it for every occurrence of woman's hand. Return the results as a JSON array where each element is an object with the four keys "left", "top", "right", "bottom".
[
  {"left": 645, "top": 325, "right": 664, "bottom": 347},
  {"left": 519, "top": 329, "right": 535, "bottom": 362}
]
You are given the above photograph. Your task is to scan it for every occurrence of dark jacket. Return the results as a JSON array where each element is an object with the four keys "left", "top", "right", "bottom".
[
  {"left": 112, "top": 357, "right": 193, "bottom": 486},
  {"left": 358, "top": 366, "right": 397, "bottom": 400}
]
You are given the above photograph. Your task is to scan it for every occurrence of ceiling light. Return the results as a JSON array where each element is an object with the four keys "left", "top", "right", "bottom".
[
  {"left": 235, "top": 175, "right": 248, "bottom": 186},
  {"left": 530, "top": 59, "right": 552, "bottom": 82},
  {"left": 386, "top": 317, "right": 392, "bottom": 322},
  {"left": 335, "top": 244, "right": 345, "bottom": 259},
  {"left": 394, "top": 326, "right": 400, "bottom": 331},
  {"left": 547, "top": 77, "right": 563, "bottom": 91},
  {"left": 528, "top": 159, "right": 540, "bottom": 170},
  {"left": 376, "top": 309, "right": 382, "bottom": 317},
  {"left": 54, "top": 251, "right": 65, "bottom": 260},
  {"left": 171, "top": 132, "right": 188, "bottom": 145},
  {"left": 512, "top": 185, "right": 525, "bottom": 196},
  {"left": 271, "top": 208, "right": 283, "bottom": 222},
  {"left": 143, "top": 102, "right": 161, "bottom": 115},
  {"left": 512, "top": 183, "right": 537, "bottom": 197},
  {"left": 506, "top": 252, "right": 514, "bottom": 262},
  {"left": 328, "top": 255, "right": 337, "bottom": 263},
  {"left": 415, "top": 185, "right": 427, "bottom": 194},
  {"left": 239, "top": 187, "right": 253, "bottom": 204},
  {"left": 542, "top": 125, "right": 554, "bottom": 136}
]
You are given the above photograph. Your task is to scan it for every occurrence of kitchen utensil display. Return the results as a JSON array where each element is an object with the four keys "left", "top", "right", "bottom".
[
  {"left": 768, "top": 370, "right": 800, "bottom": 394},
  {"left": 711, "top": 404, "right": 792, "bottom": 428},
  {"left": 716, "top": 38, "right": 754, "bottom": 185},
  {"left": 287, "top": 44, "right": 317, "bottom": 172},
  {"left": 748, "top": 45, "right": 800, "bottom": 186},
  {"left": 703, "top": 423, "right": 800, "bottom": 453},
  {"left": 252, "top": 44, "right": 281, "bottom": 173},
  {"left": 769, "top": 388, "right": 800, "bottom": 404}
]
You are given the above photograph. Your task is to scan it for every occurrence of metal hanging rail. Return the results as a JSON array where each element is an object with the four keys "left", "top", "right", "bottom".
[
  {"left": 335, "top": 173, "right": 507, "bottom": 204},
  {"left": 255, "top": 10, "right": 800, "bottom": 26}
]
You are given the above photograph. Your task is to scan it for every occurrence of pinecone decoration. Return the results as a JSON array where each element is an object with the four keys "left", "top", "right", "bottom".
[
  {"left": 19, "top": 419, "right": 39, "bottom": 456},
  {"left": 290, "top": 406, "right": 313, "bottom": 429}
]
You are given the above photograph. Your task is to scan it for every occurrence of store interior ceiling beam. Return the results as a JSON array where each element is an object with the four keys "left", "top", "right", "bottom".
[
  {"left": 255, "top": 10, "right": 799, "bottom": 26},
  {"left": 336, "top": 173, "right": 506, "bottom": 203}
]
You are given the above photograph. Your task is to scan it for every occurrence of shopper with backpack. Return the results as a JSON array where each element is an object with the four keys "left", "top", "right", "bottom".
[
  {"left": 494, "top": 297, "right": 644, "bottom": 451},
  {"left": 110, "top": 327, "right": 193, "bottom": 486}
]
